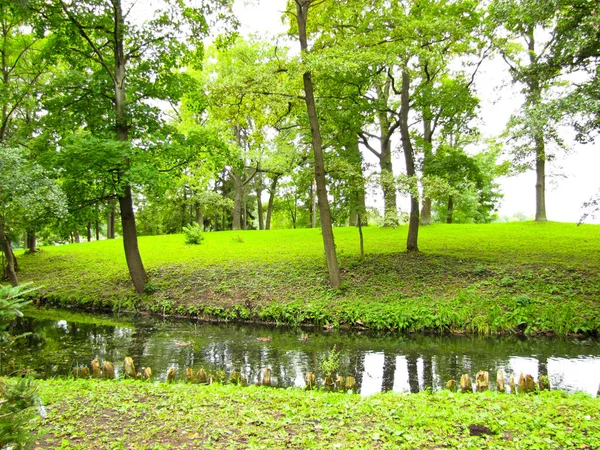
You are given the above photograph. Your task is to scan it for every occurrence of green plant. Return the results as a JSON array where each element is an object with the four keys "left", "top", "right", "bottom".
[
  {"left": 320, "top": 345, "right": 340, "bottom": 377},
  {"left": 144, "top": 282, "right": 160, "bottom": 294},
  {"left": 0, "top": 283, "right": 36, "bottom": 323},
  {"left": 514, "top": 295, "right": 532, "bottom": 308},
  {"left": 0, "top": 283, "right": 39, "bottom": 450},
  {"left": 0, "top": 377, "right": 38, "bottom": 449},
  {"left": 231, "top": 235, "right": 245, "bottom": 244},
  {"left": 182, "top": 223, "right": 205, "bottom": 245},
  {"left": 499, "top": 276, "right": 516, "bottom": 287}
]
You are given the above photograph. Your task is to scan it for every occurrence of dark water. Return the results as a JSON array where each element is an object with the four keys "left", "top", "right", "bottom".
[{"left": 5, "top": 308, "right": 600, "bottom": 396}]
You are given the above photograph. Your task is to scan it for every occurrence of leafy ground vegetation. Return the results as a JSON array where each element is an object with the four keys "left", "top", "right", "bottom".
[
  {"left": 29, "top": 379, "right": 600, "bottom": 449},
  {"left": 17, "top": 222, "right": 600, "bottom": 335}
]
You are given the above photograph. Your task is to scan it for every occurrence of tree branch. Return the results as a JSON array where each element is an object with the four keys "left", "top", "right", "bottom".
[{"left": 58, "top": 0, "right": 115, "bottom": 81}]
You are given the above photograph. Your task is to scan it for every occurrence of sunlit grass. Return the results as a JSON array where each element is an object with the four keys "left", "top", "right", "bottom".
[{"left": 15, "top": 221, "right": 600, "bottom": 334}]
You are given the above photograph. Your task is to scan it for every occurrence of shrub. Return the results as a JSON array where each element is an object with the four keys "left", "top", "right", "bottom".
[
  {"left": 0, "top": 283, "right": 39, "bottom": 449},
  {"left": 182, "top": 223, "right": 205, "bottom": 245},
  {"left": 0, "top": 377, "right": 38, "bottom": 449}
]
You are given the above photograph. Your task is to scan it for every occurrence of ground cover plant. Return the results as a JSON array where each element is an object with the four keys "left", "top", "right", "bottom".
[
  {"left": 28, "top": 378, "right": 600, "bottom": 449},
  {"left": 16, "top": 222, "right": 600, "bottom": 335}
]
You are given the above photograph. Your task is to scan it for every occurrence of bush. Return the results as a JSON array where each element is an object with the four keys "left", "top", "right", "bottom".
[{"left": 182, "top": 223, "right": 205, "bottom": 245}]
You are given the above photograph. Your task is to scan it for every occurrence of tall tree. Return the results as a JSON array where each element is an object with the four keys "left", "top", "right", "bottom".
[
  {"left": 289, "top": 0, "right": 341, "bottom": 289},
  {"left": 491, "top": 0, "right": 564, "bottom": 222},
  {"left": 34, "top": 0, "right": 232, "bottom": 293}
]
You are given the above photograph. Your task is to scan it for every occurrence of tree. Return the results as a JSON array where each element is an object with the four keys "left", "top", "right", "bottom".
[
  {"left": 550, "top": 0, "right": 600, "bottom": 141},
  {"left": 34, "top": 0, "right": 232, "bottom": 293},
  {"left": 0, "top": 147, "right": 66, "bottom": 285},
  {"left": 300, "top": 0, "right": 484, "bottom": 251},
  {"left": 491, "top": 0, "right": 565, "bottom": 222},
  {"left": 0, "top": 0, "right": 54, "bottom": 147},
  {"left": 427, "top": 145, "right": 505, "bottom": 224},
  {"left": 289, "top": 0, "right": 341, "bottom": 289}
]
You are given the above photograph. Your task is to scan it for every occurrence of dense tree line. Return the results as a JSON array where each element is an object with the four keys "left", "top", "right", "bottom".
[{"left": 0, "top": 0, "right": 597, "bottom": 290}]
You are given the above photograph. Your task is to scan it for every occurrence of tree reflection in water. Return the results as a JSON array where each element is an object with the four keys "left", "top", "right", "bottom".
[{"left": 7, "top": 311, "right": 600, "bottom": 396}]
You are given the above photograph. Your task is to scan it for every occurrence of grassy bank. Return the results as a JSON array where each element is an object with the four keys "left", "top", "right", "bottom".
[
  {"left": 28, "top": 378, "right": 600, "bottom": 449},
  {"left": 17, "top": 222, "right": 600, "bottom": 335}
]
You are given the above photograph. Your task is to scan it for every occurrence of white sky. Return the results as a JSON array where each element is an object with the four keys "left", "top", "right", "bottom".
[{"left": 232, "top": 0, "right": 600, "bottom": 223}]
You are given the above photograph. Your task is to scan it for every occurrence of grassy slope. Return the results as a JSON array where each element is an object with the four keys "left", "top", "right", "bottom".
[
  {"left": 30, "top": 379, "right": 600, "bottom": 449},
  {"left": 17, "top": 222, "right": 600, "bottom": 334}
]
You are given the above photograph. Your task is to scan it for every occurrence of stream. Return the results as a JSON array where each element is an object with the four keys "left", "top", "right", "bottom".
[{"left": 5, "top": 308, "right": 600, "bottom": 396}]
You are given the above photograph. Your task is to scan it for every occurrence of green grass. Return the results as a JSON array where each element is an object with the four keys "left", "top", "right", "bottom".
[
  {"left": 27, "top": 378, "right": 600, "bottom": 449},
  {"left": 16, "top": 222, "right": 600, "bottom": 335}
]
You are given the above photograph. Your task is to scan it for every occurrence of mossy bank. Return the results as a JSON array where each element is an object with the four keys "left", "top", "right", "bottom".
[
  {"left": 27, "top": 379, "right": 600, "bottom": 449},
  {"left": 17, "top": 222, "right": 600, "bottom": 335}
]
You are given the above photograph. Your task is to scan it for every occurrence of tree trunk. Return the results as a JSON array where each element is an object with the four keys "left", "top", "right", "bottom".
[
  {"left": 400, "top": 71, "right": 419, "bottom": 252},
  {"left": 446, "top": 196, "right": 454, "bottom": 224},
  {"left": 296, "top": 0, "right": 341, "bottom": 289},
  {"left": 107, "top": 201, "right": 116, "bottom": 239},
  {"left": 87, "top": 222, "right": 92, "bottom": 242},
  {"left": 195, "top": 201, "right": 204, "bottom": 230},
  {"left": 232, "top": 172, "right": 243, "bottom": 231},
  {"left": 11, "top": 247, "right": 18, "bottom": 272},
  {"left": 266, "top": 176, "right": 278, "bottom": 230},
  {"left": 358, "top": 212, "right": 364, "bottom": 259},
  {"left": 535, "top": 137, "right": 547, "bottom": 221},
  {"left": 113, "top": 0, "right": 146, "bottom": 294},
  {"left": 380, "top": 135, "right": 398, "bottom": 227},
  {"left": 256, "top": 176, "right": 264, "bottom": 230},
  {"left": 119, "top": 186, "right": 147, "bottom": 294},
  {"left": 0, "top": 220, "right": 17, "bottom": 286},
  {"left": 181, "top": 188, "right": 188, "bottom": 230},
  {"left": 420, "top": 96, "right": 434, "bottom": 226},
  {"left": 311, "top": 178, "right": 317, "bottom": 228},
  {"left": 26, "top": 231, "right": 36, "bottom": 253},
  {"left": 420, "top": 198, "right": 433, "bottom": 226},
  {"left": 348, "top": 135, "right": 366, "bottom": 227},
  {"left": 74, "top": 229, "right": 80, "bottom": 243},
  {"left": 527, "top": 27, "right": 547, "bottom": 222},
  {"left": 243, "top": 196, "right": 248, "bottom": 230},
  {"left": 95, "top": 216, "right": 100, "bottom": 241}
]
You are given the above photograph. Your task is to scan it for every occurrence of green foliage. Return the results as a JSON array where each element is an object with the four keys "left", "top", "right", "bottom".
[
  {"left": 0, "top": 284, "right": 36, "bottom": 324},
  {"left": 182, "top": 223, "right": 205, "bottom": 245},
  {"left": 319, "top": 346, "right": 340, "bottom": 377},
  {"left": 0, "top": 147, "right": 67, "bottom": 234},
  {"left": 0, "top": 377, "right": 38, "bottom": 450},
  {"left": 0, "top": 283, "right": 38, "bottom": 450}
]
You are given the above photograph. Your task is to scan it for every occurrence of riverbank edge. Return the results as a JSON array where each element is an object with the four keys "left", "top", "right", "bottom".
[
  {"left": 25, "top": 378, "right": 600, "bottom": 449},
  {"left": 28, "top": 290, "right": 597, "bottom": 337}
]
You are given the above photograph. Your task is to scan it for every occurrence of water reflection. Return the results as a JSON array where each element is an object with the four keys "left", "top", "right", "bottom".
[{"left": 6, "top": 310, "right": 600, "bottom": 396}]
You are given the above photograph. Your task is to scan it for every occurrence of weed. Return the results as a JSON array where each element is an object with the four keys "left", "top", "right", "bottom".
[
  {"left": 500, "top": 276, "right": 517, "bottom": 287},
  {"left": 320, "top": 346, "right": 340, "bottom": 377}
]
